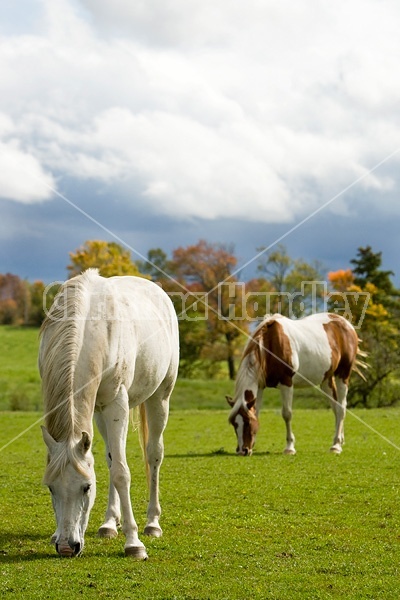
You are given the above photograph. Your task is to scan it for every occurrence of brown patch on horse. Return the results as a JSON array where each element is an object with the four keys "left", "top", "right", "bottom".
[
  {"left": 244, "top": 319, "right": 295, "bottom": 388},
  {"left": 323, "top": 314, "right": 359, "bottom": 384},
  {"left": 238, "top": 390, "right": 259, "bottom": 450},
  {"left": 244, "top": 389, "right": 256, "bottom": 410},
  {"left": 227, "top": 391, "right": 257, "bottom": 425}
]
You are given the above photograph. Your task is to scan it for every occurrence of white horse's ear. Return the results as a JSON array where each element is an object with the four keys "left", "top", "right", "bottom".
[
  {"left": 41, "top": 426, "right": 57, "bottom": 452},
  {"left": 78, "top": 431, "right": 91, "bottom": 455},
  {"left": 226, "top": 395, "right": 234, "bottom": 407}
]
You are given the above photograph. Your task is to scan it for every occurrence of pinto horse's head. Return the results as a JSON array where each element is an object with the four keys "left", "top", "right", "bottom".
[
  {"left": 227, "top": 390, "right": 259, "bottom": 456},
  {"left": 42, "top": 427, "right": 96, "bottom": 557}
]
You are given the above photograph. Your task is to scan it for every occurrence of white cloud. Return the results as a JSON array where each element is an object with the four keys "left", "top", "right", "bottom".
[
  {"left": 0, "top": 138, "right": 55, "bottom": 202},
  {"left": 0, "top": 107, "right": 56, "bottom": 204},
  {"left": 0, "top": 0, "right": 400, "bottom": 220}
]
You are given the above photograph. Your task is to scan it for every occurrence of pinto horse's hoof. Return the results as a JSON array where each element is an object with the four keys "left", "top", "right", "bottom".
[
  {"left": 125, "top": 545, "right": 148, "bottom": 560},
  {"left": 98, "top": 526, "right": 118, "bottom": 539},
  {"left": 143, "top": 525, "right": 163, "bottom": 538},
  {"left": 283, "top": 448, "right": 296, "bottom": 455},
  {"left": 330, "top": 445, "right": 342, "bottom": 454}
]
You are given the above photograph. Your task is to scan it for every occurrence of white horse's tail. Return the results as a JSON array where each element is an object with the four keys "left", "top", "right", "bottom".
[
  {"left": 129, "top": 406, "right": 150, "bottom": 489},
  {"left": 139, "top": 404, "right": 150, "bottom": 489}
]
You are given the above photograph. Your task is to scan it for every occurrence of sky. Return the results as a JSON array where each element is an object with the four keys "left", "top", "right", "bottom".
[{"left": 0, "top": 0, "right": 400, "bottom": 285}]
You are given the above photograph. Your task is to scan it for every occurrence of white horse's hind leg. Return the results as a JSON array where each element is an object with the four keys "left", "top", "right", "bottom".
[
  {"left": 142, "top": 387, "right": 170, "bottom": 538},
  {"left": 280, "top": 385, "right": 296, "bottom": 455},
  {"left": 95, "top": 411, "right": 121, "bottom": 539},
  {"left": 102, "top": 387, "right": 148, "bottom": 559}
]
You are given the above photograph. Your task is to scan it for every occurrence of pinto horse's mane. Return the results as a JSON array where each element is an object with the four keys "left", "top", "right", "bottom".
[
  {"left": 40, "top": 270, "right": 96, "bottom": 483},
  {"left": 240, "top": 315, "right": 282, "bottom": 387},
  {"left": 229, "top": 315, "right": 281, "bottom": 421}
]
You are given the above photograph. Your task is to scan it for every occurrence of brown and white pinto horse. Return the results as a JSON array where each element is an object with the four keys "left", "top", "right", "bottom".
[{"left": 227, "top": 313, "right": 365, "bottom": 456}]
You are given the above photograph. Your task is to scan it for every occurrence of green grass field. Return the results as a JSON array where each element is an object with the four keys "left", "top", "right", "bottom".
[
  {"left": 1, "top": 409, "right": 400, "bottom": 599},
  {"left": 1, "top": 325, "right": 400, "bottom": 598}
]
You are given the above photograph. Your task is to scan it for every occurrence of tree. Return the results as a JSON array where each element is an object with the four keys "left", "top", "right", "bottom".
[
  {"left": 329, "top": 247, "right": 400, "bottom": 407},
  {"left": 0, "top": 273, "right": 26, "bottom": 324},
  {"left": 136, "top": 248, "right": 173, "bottom": 282},
  {"left": 244, "top": 277, "right": 275, "bottom": 321},
  {"left": 350, "top": 246, "right": 396, "bottom": 297},
  {"left": 257, "top": 244, "right": 326, "bottom": 317},
  {"left": 171, "top": 240, "right": 246, "bottom": 380},
  {"left": 257, "top": 244, "right": 291, "bottom": 292},
  {"left": 67, "top": 240, "right": 144, "bottom": 278},
  {"left": 28, "top": 280, "right": 61, "bottom": 326}
]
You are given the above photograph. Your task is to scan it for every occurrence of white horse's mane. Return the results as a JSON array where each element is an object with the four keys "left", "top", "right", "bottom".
[{"left": 40, "top": 271, "right": 97, "bottom": 482}]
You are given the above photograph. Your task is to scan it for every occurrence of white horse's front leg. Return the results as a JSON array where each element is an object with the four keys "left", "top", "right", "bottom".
[
  {"left": 102, "top": 389, "right": 147, "bottom": 559},
  {"left": 280, "top": 385, "right": 296, "bottom": 455},
  {"left": 95, "top": 411, "right": 121, "bottom": 539},
  {"left": 142, "top": 393, "right": 170, "bottom": 537}
]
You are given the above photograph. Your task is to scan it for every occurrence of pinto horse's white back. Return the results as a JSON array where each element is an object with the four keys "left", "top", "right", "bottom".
[{"left": 39, "top": 269, "right": 179, "bottom": 558}]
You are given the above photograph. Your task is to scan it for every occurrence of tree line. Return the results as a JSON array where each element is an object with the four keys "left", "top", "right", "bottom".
[{"left": 1, "top": 240, "right": 399, "bottom": 407}]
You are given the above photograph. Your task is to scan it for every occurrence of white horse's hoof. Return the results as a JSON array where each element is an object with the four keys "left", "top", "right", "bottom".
[
  {"left": 98, "top": 526, "right": 118, "bottom": 539},
  {"left": 330, "top": 445, "right": 342, "bottom": 454},
  {"left": 144, "top": 525, "right": 162, "bottom": 538},
  {"left": 125, "top": 546, "right": 148, "bottom": 560},
  {"left": 283, "top": 448, "right": 296, "bottom": 455}
]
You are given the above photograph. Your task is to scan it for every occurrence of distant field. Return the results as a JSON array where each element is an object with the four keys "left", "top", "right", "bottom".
[
  {"left": 0, "top": 326, "right": 328, "bottom": 411},
  {"left": 0, "top": 326, "right": 42, "bottom": 411}
]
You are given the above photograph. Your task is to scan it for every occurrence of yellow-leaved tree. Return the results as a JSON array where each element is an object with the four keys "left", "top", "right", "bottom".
[{"left": 67, "top": 240, "right": 146, "bottom": 278}]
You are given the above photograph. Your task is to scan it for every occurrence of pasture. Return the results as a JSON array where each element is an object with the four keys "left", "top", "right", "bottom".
[
  {"left": 1, "top": 409, "right": 400, "bottom": 599},
  {"left": 1, "top": 325, "right": 400, "bottom": 598}
]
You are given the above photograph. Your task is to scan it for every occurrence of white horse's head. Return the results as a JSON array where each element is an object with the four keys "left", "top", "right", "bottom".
[{"left": 42, "top": 427, "right": 96, "bottom": 557}]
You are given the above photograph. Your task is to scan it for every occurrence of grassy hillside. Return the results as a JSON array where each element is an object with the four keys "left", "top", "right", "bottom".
[
  {"left": 0, "top": 326, "right": 42, "bottom": 411},
  {"left": 0, "top": 326, "right": 328, "bottom": 412}
]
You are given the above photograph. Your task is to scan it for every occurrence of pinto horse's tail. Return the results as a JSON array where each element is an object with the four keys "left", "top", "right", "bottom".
[{"left": 353, "top": 343, "right": 368, "bottom": 381}]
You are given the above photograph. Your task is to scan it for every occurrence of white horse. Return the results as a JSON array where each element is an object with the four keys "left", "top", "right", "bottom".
[
  {"left": 39, "top": 269, "right": 179, "bottom": 559},
  {"left": 227, "top": 313, "right": 365, "bottom": 456}
]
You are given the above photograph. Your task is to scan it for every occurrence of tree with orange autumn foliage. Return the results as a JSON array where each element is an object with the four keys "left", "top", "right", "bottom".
[
  {"left": 171, "top": 240, "right": 246, "bottom": 379},
  {"left": 327, "top": 269, "right": 354, "bottom": 292},
  {"left": 328, "top": 248, "right": 400, "bottom": 407}
]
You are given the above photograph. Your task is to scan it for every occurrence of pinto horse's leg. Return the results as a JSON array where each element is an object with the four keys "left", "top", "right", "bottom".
[
  {"left": 330, "top": 377, "right": 347, "bottom": 454},
  {"left": 95, "top": 411, "right": 121, "bottom": 539},
  {"left": 280, "top": 385, "right": 296, "bottom": 455},
  {"left": 101, "top": 386, "right": 148, "bottom": 559},
  {"left": 322, "top": 377, "right": 346, "bottom": 454},
  {"left": 142, "top": 386, "right": 170, "bottom": 538}
]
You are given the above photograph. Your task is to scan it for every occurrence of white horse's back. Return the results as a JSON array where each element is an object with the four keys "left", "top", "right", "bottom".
[{"left": 72, "top": 270, "right": 179, "bottom": 410}]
